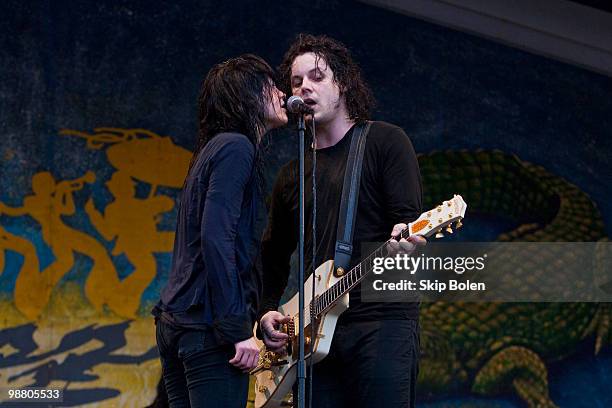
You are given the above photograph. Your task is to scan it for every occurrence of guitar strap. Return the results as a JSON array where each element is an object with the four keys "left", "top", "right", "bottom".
[{"left": 333, "top": 121, "right": 372, "bottom": 277}]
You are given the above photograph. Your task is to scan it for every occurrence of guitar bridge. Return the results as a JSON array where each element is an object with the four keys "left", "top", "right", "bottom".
[{"left": 283, "top": 318, "right": 296, "bottom": 356}]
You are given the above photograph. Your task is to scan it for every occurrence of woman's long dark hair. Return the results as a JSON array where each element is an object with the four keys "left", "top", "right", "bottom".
[{"left": 188, "top": 54, "right": 276, "bottom": 192}]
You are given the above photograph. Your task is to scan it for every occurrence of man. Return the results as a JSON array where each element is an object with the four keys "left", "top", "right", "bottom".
[{"left": 259, "top": 34, "right": 424, "bottom": 407}]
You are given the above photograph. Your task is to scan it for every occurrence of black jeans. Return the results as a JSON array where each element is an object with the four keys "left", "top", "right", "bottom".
[
  {"left": 155, "top": 319, "right": 248, "bottom": 408},
  {"left": 299, "top": 319, "right": 419, "bottom": 408}
]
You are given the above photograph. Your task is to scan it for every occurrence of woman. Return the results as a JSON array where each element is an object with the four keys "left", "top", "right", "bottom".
[{"left": 153, "top": 54, "right": 287, "bottom": 407}]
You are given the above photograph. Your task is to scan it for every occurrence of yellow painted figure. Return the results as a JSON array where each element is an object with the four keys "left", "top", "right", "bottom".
[
  {"left": 1, "top": 171, "right": 123, "bottom": 318},
  {"left": 86, "top": 171, "right": 175, "bottom": 317},
  {"left": 0, "top": 218, "right": 40, "bottom": 316}
]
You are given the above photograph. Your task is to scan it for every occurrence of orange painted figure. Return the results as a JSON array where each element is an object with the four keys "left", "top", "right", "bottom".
[
  {"left": 0, "top": 216, "right": 40, "bottom": 319},
  {"left": 86, "top": 171, "right": 175, "bottom": 317},
  {"left": 0, "top": 171, "right": 123, "bottom": 318},
  {"left": 54, "top": 127, "right": 192, "bottom": 317}
]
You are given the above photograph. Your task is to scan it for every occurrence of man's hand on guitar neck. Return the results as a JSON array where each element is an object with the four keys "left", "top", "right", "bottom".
[
  {"left": 260, "top": 311, "right": 291, "bottom": 353},
  {"left": 388, "top": 223, "right": 427, "bottom": 255}
]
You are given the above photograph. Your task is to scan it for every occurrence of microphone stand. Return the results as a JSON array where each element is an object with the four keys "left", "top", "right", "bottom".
[{"left": 297, "top": 112, "right": 306, "bottom": 408}]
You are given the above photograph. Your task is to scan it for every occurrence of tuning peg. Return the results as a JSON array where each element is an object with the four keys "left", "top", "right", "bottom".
[
  {"left": 455, "top": 219, "right": 463, "bottom": 229},
  {"left": 446, "top": 225, "right": 453, "bottom": 234},
  {"left": 435, "top": 229, "right": 444, "bottom": 239}
]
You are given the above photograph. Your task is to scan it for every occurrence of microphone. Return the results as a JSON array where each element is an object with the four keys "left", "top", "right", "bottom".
[{"left": 285, "top": 96, "right": 314, "bottom": 114}]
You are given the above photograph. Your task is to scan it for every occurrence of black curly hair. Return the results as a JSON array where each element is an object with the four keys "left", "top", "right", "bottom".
[{"left": 278, "top": 34, "right": 375, "bottom": 122}]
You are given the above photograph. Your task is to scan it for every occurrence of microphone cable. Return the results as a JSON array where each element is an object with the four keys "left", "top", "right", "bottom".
[{"left": 308, "top": 114, "right": 316, "bottom": 408}]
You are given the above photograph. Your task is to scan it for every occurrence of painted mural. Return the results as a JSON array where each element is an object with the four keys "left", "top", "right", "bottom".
[
  {"left": 1, "top": 133, "right": 611, "bottom": 407},
  {"left": 0, "top": 132, "right": 612, "bottom": 407},
  {"left": 0, "top": 128, "right": 189, "bottom": 406},
  {"left": 1, "top": 0, "right": 611, "bottom": 407},
  {"left": 415, "top": 150, "right": 611, "bottom": 408}
]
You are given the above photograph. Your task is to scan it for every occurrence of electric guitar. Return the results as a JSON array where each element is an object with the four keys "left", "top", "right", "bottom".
[{"left": 252, "top": 195, "right": 468, "bottom": 408}]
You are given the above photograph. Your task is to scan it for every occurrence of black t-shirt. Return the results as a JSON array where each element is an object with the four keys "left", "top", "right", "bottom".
[{"left": 260, "top": 121, "right": 422, "bottom": 322}]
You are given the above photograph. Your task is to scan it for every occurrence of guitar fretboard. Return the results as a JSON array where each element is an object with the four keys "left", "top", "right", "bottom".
[{"left": 312, "top": 226, "right": 413, "bottom": 316}]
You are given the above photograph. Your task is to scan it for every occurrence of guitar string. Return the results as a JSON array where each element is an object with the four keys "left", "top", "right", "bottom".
[{"left": 313, "top": 229, "right": 406, "bottom": 314}]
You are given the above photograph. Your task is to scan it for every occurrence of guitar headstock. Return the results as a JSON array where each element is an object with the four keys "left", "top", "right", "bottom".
[{"left": 408, "top": 194, "right": 467, "bottom": 239}]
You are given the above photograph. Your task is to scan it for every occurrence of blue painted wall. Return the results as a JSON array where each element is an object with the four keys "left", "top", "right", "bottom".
[{"left": 1, "top": 1, "right": 610, "bottom": 406}]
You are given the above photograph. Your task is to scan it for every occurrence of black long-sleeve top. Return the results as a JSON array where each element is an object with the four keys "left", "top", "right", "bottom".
[
  {"left": 259, "top": 121, "right": 422, "bottom": 322},
  {"left": 154, "top": 133, "right": 263, "bottom": 344}
]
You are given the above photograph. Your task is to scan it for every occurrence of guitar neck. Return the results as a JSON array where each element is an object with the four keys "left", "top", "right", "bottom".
[
  {"left": 313, "top": 226, "right": 413, "bottom": 316},
  {"left": 312, "top": 195, "right": 467, "bottom": 316}
]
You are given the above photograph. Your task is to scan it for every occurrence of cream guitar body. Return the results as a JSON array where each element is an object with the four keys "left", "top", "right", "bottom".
[{"left": 253, "top": 259, "right": 348, "bottom": 408}]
